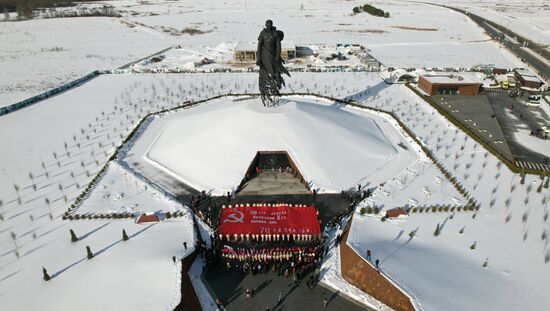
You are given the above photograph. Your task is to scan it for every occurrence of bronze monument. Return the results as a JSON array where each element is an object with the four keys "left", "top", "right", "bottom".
[{"left": 256, "top": 20, "right": 290, "bottom": 106}]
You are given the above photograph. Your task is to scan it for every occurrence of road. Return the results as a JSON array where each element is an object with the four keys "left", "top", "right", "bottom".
[
  {"left": 469, "top": 14, "right": 550, "bottom": 81},
  {"left": 484, "top": 91, "right": 550, "bottom": 164},
  {"left": 427, "top": 3, "right": 550, "bottom": 83}
]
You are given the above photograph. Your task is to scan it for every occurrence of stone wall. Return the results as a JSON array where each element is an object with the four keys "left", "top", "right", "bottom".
[{"left": 339, "top": 218, "right": 416, "bottom": 311}]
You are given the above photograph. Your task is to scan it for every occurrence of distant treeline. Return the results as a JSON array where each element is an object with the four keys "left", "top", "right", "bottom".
[
  {"left": 1, "top": 0, "right": 102, "bottom": 18},
  {"left": 353, "top": 4, "right": 390, "bottom": 18}
]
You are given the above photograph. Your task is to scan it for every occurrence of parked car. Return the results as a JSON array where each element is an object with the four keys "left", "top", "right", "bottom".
[
  {"left": 526, "top": 95, "right": 542, "bottom": 106},
  {"left": 532, "top": 125, "right": 550, "bottom": 139},
  {"left": 507, "top": 75, "right": 517, "bottom": 87}
]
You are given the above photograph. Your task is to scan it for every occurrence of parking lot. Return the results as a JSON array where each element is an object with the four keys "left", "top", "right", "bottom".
[
  {"left": 484, "top": 91, "right": 550, "bottom": 165},
  {"left": 432, "top": 91, "right": 550, "bottom": 170},
  {"left": 431, "top": 95, "right": 513, "bottom": 160}
]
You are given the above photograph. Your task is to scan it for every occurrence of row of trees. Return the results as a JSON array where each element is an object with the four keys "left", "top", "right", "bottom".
[
  {"left": 352, "top": 4, "right": 390, "bottom": 18},
  {"left": 1, "top": 0, "right": 103, "bottom": 19}
]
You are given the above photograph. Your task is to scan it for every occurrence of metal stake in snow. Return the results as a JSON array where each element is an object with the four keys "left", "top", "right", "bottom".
[{"left": 256, "top": 19, "right": 290, "bottom": 107}]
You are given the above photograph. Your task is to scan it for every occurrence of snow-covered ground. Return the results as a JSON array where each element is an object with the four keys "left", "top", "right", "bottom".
[
  {"left": 0, "top": 0, "right": 526, "bottom": 106},
  {"left": 2, "top": 1, "right": 549, "bottom": 310},
  {"left": 0, "top": 17, "right": 177, "bottom": 106},
  {"left": 73, "top": 162, "right": 186, "bottom": 216},
  {"left": 425, "top": 0, "right": 550, "bottom": 45},
  {"left": 345, "top": 84, "right": 550, "bottom": 311},
  {"left": 123, "top": 0, "right": 522, "bottom": 69},
  {"left": 0, "top": 71, "right": 374, "bottom": 311},
  {"left": 0, "top": 73, "right": 200, "bottom": 311},
  {"left": 0, "top": 71, "right": 198, "bottom": 310},
  {"left": 361, "top": 161, "right": 467, "bottom": 210},
  {"left": 0, "top": 218, "right": 196, "bottom": 311},
  {"left": 0, "top": 67, "right": 548, "bottom": 310}
]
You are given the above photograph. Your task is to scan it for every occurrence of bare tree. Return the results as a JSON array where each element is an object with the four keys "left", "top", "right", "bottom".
[
  {"left": 10, "top": 231, "right": 19, "bottom": 257},
  {"left": 45, "top": 197, "right": 52, "bottom": 219},
  {"left": 13, "top": 183, "right": 21, "bottom": 205}
]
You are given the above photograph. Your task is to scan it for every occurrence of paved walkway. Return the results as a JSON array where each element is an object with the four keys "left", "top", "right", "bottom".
[
  {"left": 239, "top": 171, "right": 310, "bottom": 195},
  {"left": 205, "top": 268, "right": 367, "bottom": 311}
]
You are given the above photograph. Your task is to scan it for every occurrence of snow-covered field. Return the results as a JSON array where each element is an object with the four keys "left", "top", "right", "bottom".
[
  {"left": 1, "top": 218, "right": 195, "bottom": 311},
  {"left": 1, "top": 1, "right": 549, "bottom": 310},
  {"left": 0, "top": 0, "right": 527, "bottom": 106},
  {"left": 0, "top": 73, "right": 200, "bottom": 311},
  {"left": 346, "top": 84, "right": 550, "bottom": 311},
  {"left": 427, "top": 0, "right": 550, "bottom": 44},
  {"left": 360, "top": 161, "right": 467, "bottom": 210},
  {"left": 0, "top": 17, "right": 177, "bottom": 106},
  {"left": 0, "top": 74, "right": 198, "bottom": 311},
  {"left": 0, "top": 71, "right": 379, "bottom": 310},
  {"left": 0, "top": 69, "right": 472, "bottom": 311},
  {"left": 0, "top": 69, "right": 549, "bottom": 310},
  {"left": 73, "top": 162, "right": 186, "bottom": 216},
  {"left": 123, "top": 0, "right": 522, "bottom": 69}
]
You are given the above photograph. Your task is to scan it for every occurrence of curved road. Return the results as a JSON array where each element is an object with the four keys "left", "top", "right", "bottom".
[{"left": 425, "top": 2, "right": 550, "bottom": 83}]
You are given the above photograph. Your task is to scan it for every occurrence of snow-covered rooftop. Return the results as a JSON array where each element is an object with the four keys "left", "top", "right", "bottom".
[
  {"left": 514, "top": 68, "right": 543, "bottom": 84},
  {"left": 514, "top": 68, "right": 538, "bottom": 77},
  {"left": 421, "top": 74, "right": 478, "bottom": 84},
  {"left": 235, "top": 41, "right": 296, "bottom": 52}
]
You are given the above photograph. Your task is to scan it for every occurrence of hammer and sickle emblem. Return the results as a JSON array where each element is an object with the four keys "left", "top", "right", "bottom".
[{"left": 224, "top": 211, "right": 244, "bottom": 223}]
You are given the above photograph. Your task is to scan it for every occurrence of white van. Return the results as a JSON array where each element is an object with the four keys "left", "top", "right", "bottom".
[
  {"left": 526, "top": 95, "right": 541, "bottom": 106},
  {"left": 507, "top": 75, "right": 517, "bottom": 87}
]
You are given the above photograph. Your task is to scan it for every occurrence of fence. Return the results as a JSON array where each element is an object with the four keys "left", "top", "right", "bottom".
[
  {"left": 0, "top": 70, "right": 104, "bottom": 117},
  {"left": 0, "top": 46, "right": 175, "bottom": 118}
]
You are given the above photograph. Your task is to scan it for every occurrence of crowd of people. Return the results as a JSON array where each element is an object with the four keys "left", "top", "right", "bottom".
[
  {"left": 199, "top": 188, "right": 373, "bottom": 310},
  {"left": 191, "top": 183, "right": 369, "bottom": 275},
  {"left": 218, "top": 243, "right": 324, "bottom": 281},
  {"left": 190, "top": 190, "right": 218, "bottom": 227}
]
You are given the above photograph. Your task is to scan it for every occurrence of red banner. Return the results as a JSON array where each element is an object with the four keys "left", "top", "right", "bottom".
[{"left": 218, "top": 204, "right": 320, "bottom": 236}]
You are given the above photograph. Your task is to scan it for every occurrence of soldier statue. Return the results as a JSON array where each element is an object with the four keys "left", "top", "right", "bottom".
[{"left": 256, "top": 20, "right": 290, "bottom": 106}]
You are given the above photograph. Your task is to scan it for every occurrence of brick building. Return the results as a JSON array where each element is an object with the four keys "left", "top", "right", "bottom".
[
  {"left": 514, "top": 68, "right": 543, "bottom": 89},
  {"left": 234, "top": 41, "right": 296, "bottom": 62},
  {"left": 418, "top": 75, "right": 480, "bottom": 96}
]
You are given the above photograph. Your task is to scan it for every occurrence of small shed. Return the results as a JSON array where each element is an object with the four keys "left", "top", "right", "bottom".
[
  {"left": 492, "top": 68, "right": 507, "bottom": 75},
  {"left": 136, "top": 213, "right": 160, "bottom": 224},
  {"left": 385, "top": 208, "right": 408, "bottom": 218}
]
